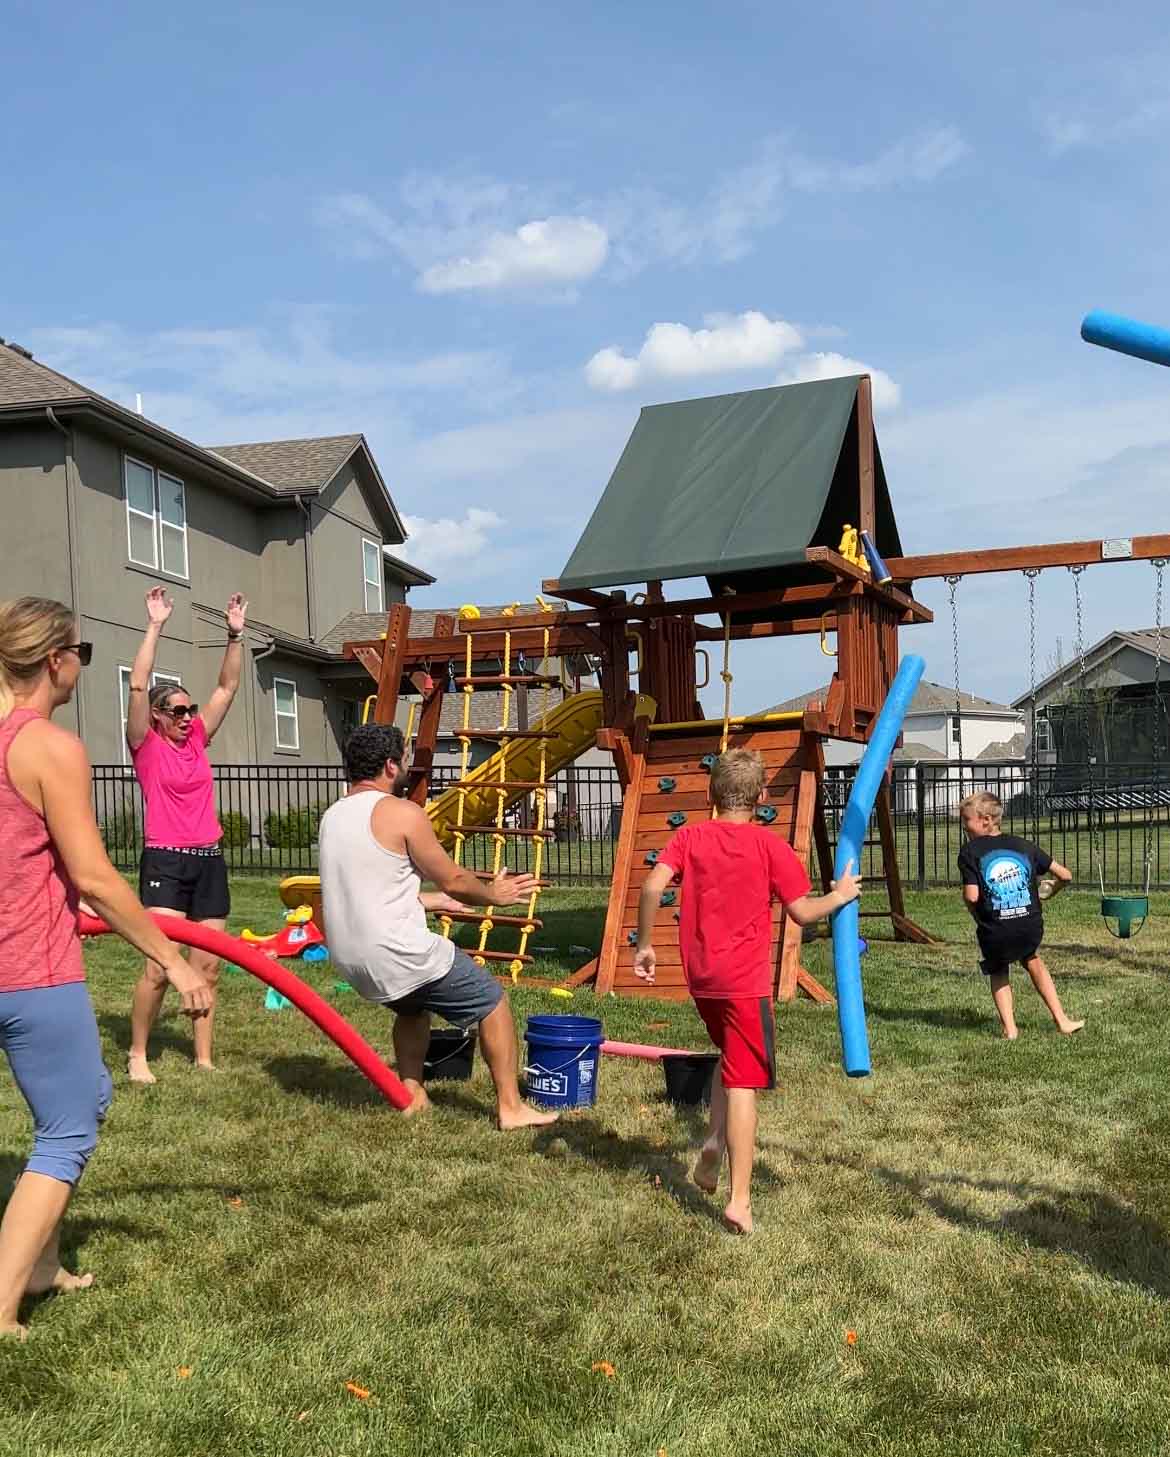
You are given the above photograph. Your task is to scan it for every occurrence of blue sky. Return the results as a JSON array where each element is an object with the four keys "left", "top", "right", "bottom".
[{"left": 5, "top": 0, "right": 1170, "bottom": 712}]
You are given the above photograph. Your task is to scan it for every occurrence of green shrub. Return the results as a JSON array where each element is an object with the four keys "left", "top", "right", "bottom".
[
  {"left": 100, "top": 809, "right": 143, "bottom": 857},
  {"left": 219, "top": 811, "right": 252, "bottom": 849},
  {"left": 263, "top": 804, "right": 323, "bottom": 850}
]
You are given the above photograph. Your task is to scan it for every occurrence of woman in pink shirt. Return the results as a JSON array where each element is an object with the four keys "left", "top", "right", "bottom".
[
  {"left": 126, "top": 587, "right": 246, "bottom": 1082},
  {"left": 0, "top": 597, "right": 211, "bottom": 1338}
]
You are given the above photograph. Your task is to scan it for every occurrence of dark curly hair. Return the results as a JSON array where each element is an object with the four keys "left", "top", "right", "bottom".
[{"left": 344, "top": 723, "right": 405, "bottom": 783}]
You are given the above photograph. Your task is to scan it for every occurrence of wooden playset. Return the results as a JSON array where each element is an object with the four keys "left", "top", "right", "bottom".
[{"left": 335, "top": 371, "right": 1170, "bottom": 999}]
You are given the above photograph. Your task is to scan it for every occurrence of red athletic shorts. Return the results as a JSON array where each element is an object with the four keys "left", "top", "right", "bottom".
[{"left": 693, "top": 997, "right": 776, "bottom": 1090}]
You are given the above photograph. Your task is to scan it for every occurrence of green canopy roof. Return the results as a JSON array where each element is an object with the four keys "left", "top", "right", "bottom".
[{"left": 557, "top": 376, "right": 901, "bottom": 592}]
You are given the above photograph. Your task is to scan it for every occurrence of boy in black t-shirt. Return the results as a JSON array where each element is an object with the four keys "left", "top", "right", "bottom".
[{"left": 957, "top": 791, "right": 1084, "bottom": 1040}]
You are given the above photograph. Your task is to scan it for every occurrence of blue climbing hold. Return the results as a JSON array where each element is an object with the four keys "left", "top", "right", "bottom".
[
  {"left": 627, "top": 930, "right": 638, "bottom": 946},
  {"left": 645, "top": 849, "right": 659, "bottom": 866},
  {"left": 657, "top": 776, "right": 677, "bottom": 792},
  {"left": 659, "top": 889, "right": 677, "bottom": 907},
  {"left": 667, "top": 811, "right": 687, "bottom": 828},
  {"left": 754, "top": 804, "right": 778, "bottom": 824},
  {"left": 700, "top": 754, "right": 716, "bottom": 771}
]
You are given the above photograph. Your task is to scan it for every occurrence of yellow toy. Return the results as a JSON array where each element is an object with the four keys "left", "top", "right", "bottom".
[{"left": 837, "top": 523, "right": 871, "bottom": 573}]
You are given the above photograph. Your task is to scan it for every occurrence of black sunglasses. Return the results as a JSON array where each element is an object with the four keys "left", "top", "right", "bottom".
[
  {"left": 60, "top": 642, "right": 93, "bottom": 667},
  {"left": 163, "top": 703, "right": 199, "bottom": 720}
]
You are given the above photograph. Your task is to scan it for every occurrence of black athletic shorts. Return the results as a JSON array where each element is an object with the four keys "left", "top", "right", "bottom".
[
  {"left": 977, "top": 926, "right": 1043, "bottom": 977},
  {"left": 139, "top": 846, "right": 230, "bottom": 922}
]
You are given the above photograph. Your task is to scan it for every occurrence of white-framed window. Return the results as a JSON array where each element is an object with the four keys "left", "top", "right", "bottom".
[
  {"left": 124, "top": 455, "right": 189, "bottom": 578},
  {"left": 118, "top": 667, "right": 183, "bottom": 763},
  {"left": 362, "top": 537, "right": 383, "bottom": 613},
  {"left": 1034, "top": 710, "right": 1052, "bottom": 754},
  {"left": 950, "top": 715, "right": 962, "bottom": 744},
  {"left": 273, "top": 677, "right": 300, "bottom": 751}
]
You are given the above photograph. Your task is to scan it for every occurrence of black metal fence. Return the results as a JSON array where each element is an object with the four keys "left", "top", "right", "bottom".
[
  {"left": 92, "top": 758, "right": 1170, "bottom": 891},
  {"left": 92, "top": 763, "right": 623, "bottom": 883}
]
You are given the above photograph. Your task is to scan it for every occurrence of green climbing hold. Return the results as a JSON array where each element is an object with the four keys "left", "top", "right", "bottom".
[
  {"left": 667, "top": 811, "right": 687, "bottom": 828},
  {"left": 755, "top": 804, "right": 778, "bottom": 824},
  {"left": 657, "top": 776, "right": 677, "bottom": 792},
  {"left": 659, "top": 890, "right": 677, "bottom": 907},
  {"left": 645, "top": 849, "right": 659, "bottom": 866},
  {"left": 627, "top": 930, "right": 638, "bottom": 946},
  {"left": 700, "top": 754, "right": 716, "bottom": 771}
]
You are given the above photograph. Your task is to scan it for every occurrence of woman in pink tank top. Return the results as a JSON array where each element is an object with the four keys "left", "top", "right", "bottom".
[
  {"left": 125, "top": 587, "right": 247, "bottom": 1082},
  {"left": 0, "top": 597, "right": 212, "bottom": 1339}
]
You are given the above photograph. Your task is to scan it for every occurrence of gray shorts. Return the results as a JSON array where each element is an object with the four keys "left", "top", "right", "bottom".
[{"left": 384, "top": 948, "right": 504, "bottom": 1030}]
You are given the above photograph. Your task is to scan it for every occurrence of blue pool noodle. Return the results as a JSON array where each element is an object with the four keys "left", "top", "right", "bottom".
[
  {"left": 1081, "top": 311, "right": 1170, "bottom": 369},
  {"left": 831, "top": 654, "right": 926, "bottom": 1077}
]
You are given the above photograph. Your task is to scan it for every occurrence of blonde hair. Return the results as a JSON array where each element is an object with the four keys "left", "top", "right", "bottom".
[
  {"left": 959, "top": 790, "right": 1003, "bottom": 827},
  {"left": 0, "top": 597, "right": 76, "bottom": 722},
  {"left": 710, "top": 748, "right": 766, "bottom": 811}
]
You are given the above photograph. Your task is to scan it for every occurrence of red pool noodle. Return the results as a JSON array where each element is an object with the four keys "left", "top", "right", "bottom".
[
  {"left": 80, "top": 913, "right": 412, "bottom": 1111},
  {"left": 601, "top": 1039, "right": 695, "bottom": 1060}
]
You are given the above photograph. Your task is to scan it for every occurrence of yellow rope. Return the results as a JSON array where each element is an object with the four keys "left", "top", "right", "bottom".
[
  {"left": 511, "top": 623, "right": 552, "bottom": 980},
  {"left": 719, "top": 611, "right": 733, "bottom": 754},
  {"left": 475, "top": 627, "right": 512, "bottom": 962},
  {"left": 440, "top": 623, "right": 476, "bottom": 941}
]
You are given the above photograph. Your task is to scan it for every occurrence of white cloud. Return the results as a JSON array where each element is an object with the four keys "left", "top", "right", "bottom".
[
  {"left": 776, "top": 351, "right": 902, "bottom": 411},
  {"left": 402, "top": 507, "right": 503, "bottom": 569},
  {"left": 316, "top": 125, "right": 968, "bottom": 290},
  {"left": 417, "top": 216, "right": 608, "bottom": 294},
  {"left": 1037, "top": 93, "right": 1170, "bottom": 154},
  {"left": 585, "top": 311, "right": 803, "bottom": 392}
]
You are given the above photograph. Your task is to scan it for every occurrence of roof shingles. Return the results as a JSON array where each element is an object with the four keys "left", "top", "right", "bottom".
[{"left": 208, "top": 435, "right": 364, "bottom": 492}]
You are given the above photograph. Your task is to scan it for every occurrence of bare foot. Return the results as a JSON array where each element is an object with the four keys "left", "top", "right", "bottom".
[
  {"left": 127, "top": 1054, "right": 156, "bottom": 1085},
  {"left": 0, "top": 1322, "right": 28, "bottom": 1341},
  {"left": 692, "top": 1148, "right": 721, "bottom": 1194},
  {"left": 498, "top": 1103, "right": 559, "bottom": 1131},
  {"left": 1002, "top": 1029, "right": 1019, "bottom": 1041},
  {"left": 26, "top": 1266, "right": 94, "bottom": 1297},
  {"left": 195, "top": 1061, "right": 218, "bottom": 1073},
  {"left": 723, "top": 1201, "right": 753, "bottom": 1236},
  {"left": 1057, "top": 1019, "right": 1085, "bottom": 1036}
]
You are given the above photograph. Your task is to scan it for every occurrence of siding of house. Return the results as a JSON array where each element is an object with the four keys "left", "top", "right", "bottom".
[
  {"left": 0, "top": 425, "right": 72, "bottom": 604},
  {"left": 822, "top": 708, "right": 1024, "bottom": 767},
  {"left": 308, "top": 461, "right": 391, "bottom": 636}
]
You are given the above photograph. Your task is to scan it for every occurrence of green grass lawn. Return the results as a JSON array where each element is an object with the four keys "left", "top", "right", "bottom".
[{"left": 3, "top": 880, "right": 1170, "bottom": 1455}]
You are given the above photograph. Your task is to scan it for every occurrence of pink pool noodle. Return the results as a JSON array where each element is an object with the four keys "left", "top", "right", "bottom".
[{"left": 601, "top": 1039, "right": 696, "bottom": 1060}]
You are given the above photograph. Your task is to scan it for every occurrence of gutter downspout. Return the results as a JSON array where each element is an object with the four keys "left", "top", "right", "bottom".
[
  {"left": 45, "top": 407, "right": 87, "bottom": 739},
  {"left": 250, "top": 636, "right": 278, "bottom": 760},
  {"left": 295, "top": 495, "right": 317, "bottom": 643}
]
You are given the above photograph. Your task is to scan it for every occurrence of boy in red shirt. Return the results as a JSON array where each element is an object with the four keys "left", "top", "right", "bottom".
[{"left": 635, "top": 749, "right": 860, "bottom": 1233}]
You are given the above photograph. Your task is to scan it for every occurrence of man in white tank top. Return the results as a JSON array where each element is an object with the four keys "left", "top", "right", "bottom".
[{"left": 319, "top": 724, "right": 558, "bottom": 1128}]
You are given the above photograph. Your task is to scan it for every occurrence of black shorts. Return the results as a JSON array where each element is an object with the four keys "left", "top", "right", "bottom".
[
  {"left": 978, "top": 927, "right": 1043, "bottom": 976},
  {"left": 139, "top": 846, "right": 230, "bottom": 922}
]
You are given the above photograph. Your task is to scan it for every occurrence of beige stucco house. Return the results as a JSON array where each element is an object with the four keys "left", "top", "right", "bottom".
[{"left": 0, "top": 337, "right": 433, "bottom": 766}]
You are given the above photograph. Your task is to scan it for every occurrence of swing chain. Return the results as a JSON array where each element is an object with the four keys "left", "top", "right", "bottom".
[
  {"left": 1025, "top": 568, "right": 1041, "bottom": 838},
  {"left": 1146, "top": 559, "right": 1166, "bottom": 887},
  {"left": 1068, "top": 565, "right": 1103, "bottom": 891},
  {"left": 946, "top": 576, "right": 964, "bottom": 780}
]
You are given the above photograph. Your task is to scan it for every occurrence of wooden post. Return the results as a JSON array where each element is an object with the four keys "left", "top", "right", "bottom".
[
  {"left": 856, "top": 374, "right": 875, "bottom": 540},
  {"left": 407, "top": 612, "right": 454, "bottom": 805},
  {"left": 373, "top": 603, "right": 412, "bottom": 725},
  {"left": 594, "top": 748, "right": 646, "bottom": 995},
  {"left": 875, "top": 770, "right": 906, "bottom": 940},
  {"left": 777, "top": 743, "right": 831, "bottom": 1003},
  {"left": 810, "top": 739, "right": 835, "bottom": 892}
]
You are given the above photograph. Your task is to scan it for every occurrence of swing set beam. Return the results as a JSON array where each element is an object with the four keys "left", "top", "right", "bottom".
[{"left": 886, "top": 534, "right": 1170, "bottom": 583}]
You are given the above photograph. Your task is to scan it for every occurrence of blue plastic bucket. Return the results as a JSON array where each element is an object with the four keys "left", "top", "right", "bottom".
[{"left": 523, "top": 1015, "right": 604, "bottom": 1109}]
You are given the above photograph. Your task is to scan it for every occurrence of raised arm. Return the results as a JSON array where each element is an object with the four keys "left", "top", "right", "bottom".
[
  {"left": 28, "top": 726, "right": 212, "bottom": 1015},
  {"left": 127, "top": 587, "right": 171, "bottom": 751},
  {"left": 202, "top": 594, "right": 248, "bottom": 742},
  {"left": 394, "top": 800, "right": 537, "bottom": 907}
]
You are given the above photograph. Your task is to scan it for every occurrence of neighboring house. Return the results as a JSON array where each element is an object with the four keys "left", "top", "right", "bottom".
[
  {"left": 1012, "top": 627, "right": 1169, "bottom": 769},
  {"left": 766, "top": 679, "right": 1025, "bottom": 816},
  {"left": 0, "top": 337, "right": 433, "bottom": 767}
]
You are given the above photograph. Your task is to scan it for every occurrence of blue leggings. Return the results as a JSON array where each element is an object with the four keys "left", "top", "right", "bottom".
[{"left": 0, "top": 982, "right": 112, "bottom": 1186}]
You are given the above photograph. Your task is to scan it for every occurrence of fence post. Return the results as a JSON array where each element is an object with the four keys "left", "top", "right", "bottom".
[{"left": 915, "top": 762, "right": 927, "bottom": 892}]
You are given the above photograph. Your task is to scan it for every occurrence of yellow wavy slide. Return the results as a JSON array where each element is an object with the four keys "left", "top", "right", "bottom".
[{"left": 279, "top": 689, "right": 605, "bottom": 915}]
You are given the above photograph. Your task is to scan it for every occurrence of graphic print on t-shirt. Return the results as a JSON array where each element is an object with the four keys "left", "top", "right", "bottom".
[{"left": 978, "top": 849, "right": 1033, "bottom": 919}]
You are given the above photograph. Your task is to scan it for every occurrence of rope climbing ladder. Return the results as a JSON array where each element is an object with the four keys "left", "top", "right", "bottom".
[{"left": 437, "top": 605, "right": 557, "bottom": 982}]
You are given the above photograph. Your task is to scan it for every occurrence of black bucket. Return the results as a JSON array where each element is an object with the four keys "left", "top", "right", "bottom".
[
  {"left": 423, "top": 1029, "right": 476, "bottom": 1083},
  {"left": 662, "top": 1053, "right": 718, "bottom": 1106}
]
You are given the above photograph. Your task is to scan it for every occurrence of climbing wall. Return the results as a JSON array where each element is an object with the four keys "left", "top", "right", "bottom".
[{"left": 591, "top": 724, "right": 831, "bottom": 1003}]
